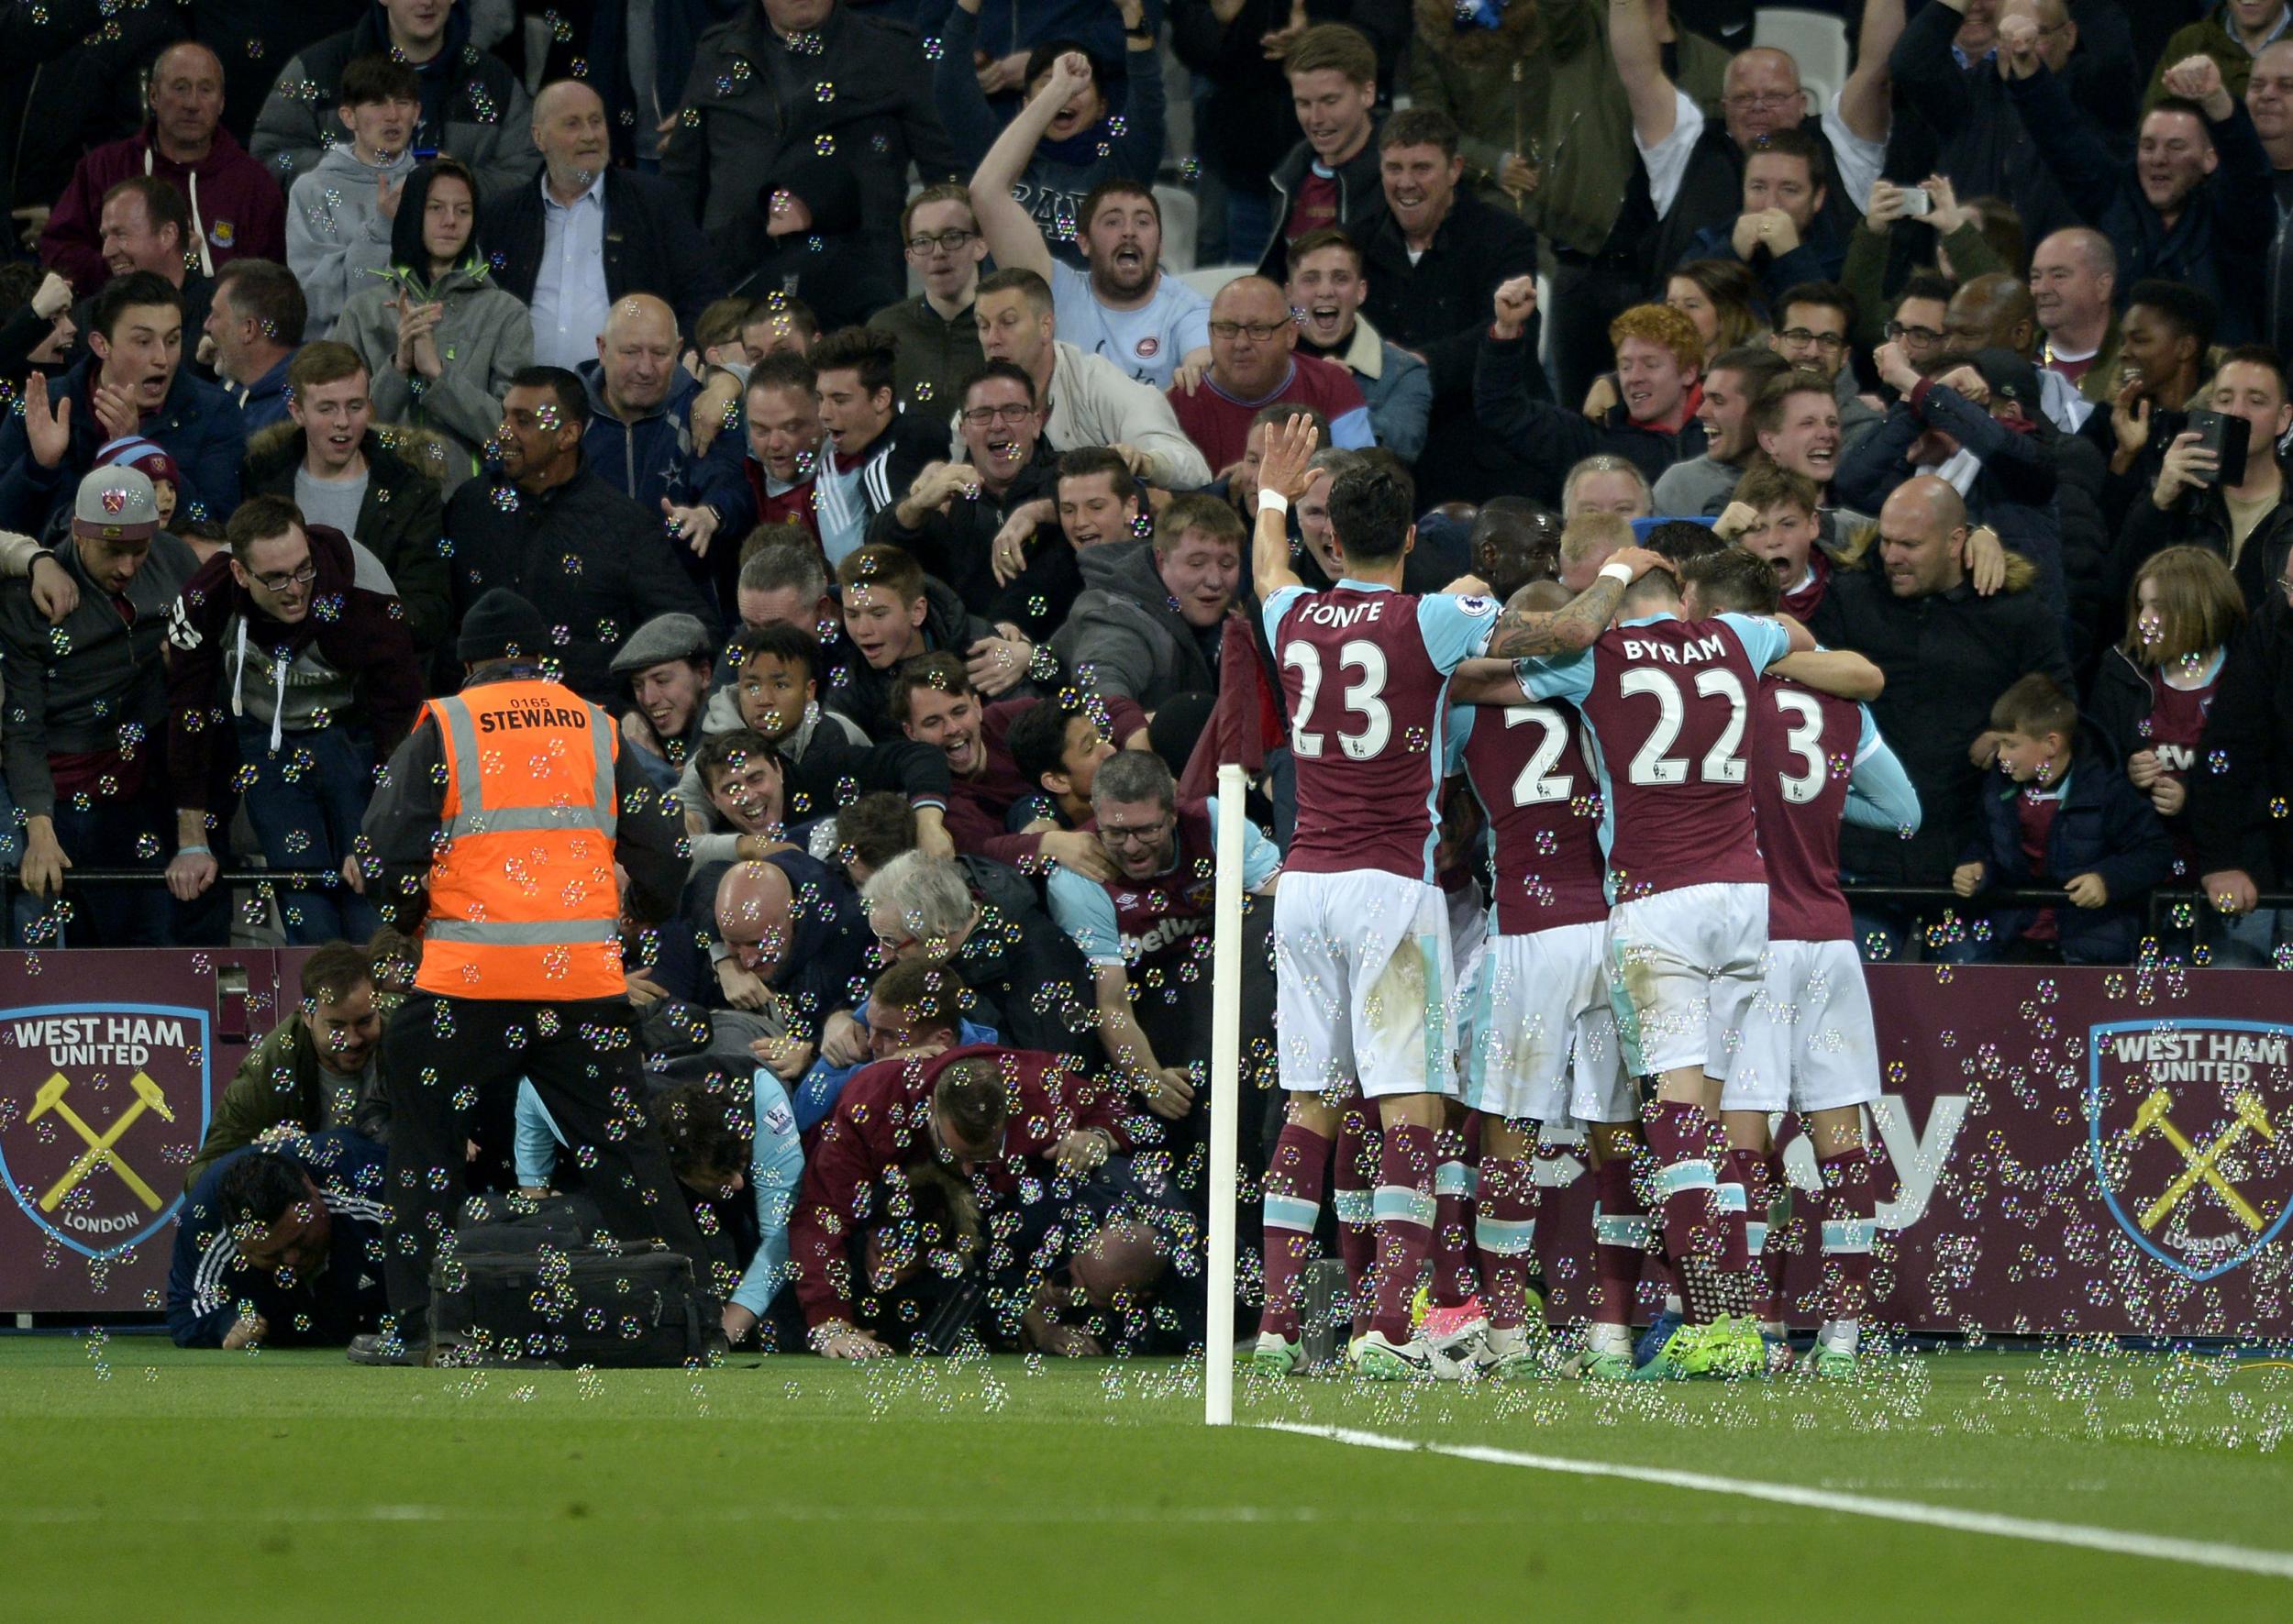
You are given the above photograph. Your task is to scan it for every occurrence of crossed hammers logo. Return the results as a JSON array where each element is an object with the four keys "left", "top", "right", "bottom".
[
  {"left": 2124, "top": 1088, "right": 2279, "bottom": 1234},
  {"left": 25, "top": 1071, "right": 175, "bottom": 1213}
]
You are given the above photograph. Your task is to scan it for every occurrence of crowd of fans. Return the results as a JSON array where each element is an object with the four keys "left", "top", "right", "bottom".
[{"left": 5, "top": 0, "right": 2287, "bottom": 1355}]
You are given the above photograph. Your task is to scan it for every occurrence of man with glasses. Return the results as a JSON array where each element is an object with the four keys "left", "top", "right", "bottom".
[
  {"left": 1767, "top": 281, "right": 1883, "bottom": 449},
  {"left": 1167, "top": 276, "right": 1371, "bottom": 472},
  {"left": 1046, "top": 749, "right": 1279, "bottom": 1205},
  {"left": 161, "top": 494, "right": 423, "bottom": 944},
  {"left": 1882, "top": 274, "right": 1955, "bottom": 380},
  {"left": 871, "top": 183, "right": 990, "bottom": 414}
]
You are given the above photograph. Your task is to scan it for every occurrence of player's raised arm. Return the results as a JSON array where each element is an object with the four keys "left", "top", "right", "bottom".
[
  {"left": 1772, "top": 646, "right": 1884, "bottom": 702},
  {"left": 1483, "top": 545, "right": 1670, "bottom": 658},
  {"left": 1447, "top": 657, "right": 1531, "bottom": 706},
  {"left": 1252, "top": 413, "right": 1319, "bottom": 599}
]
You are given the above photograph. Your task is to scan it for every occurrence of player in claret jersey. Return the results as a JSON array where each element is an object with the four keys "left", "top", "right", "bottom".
[
  {"left": 1248, "top": 414, "right": 1670, "bottom": 1380},
  {"left": 1689, "top": 552, "right": 1920, "bottom": 1380},
  {"left": 1489, "top": 547, "right": 1837, "bottom": 1377}
]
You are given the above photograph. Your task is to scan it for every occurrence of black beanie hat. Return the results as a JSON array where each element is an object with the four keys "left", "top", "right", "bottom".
[{"left": 458, "top": 589, "right": 552, "bottom": 666}]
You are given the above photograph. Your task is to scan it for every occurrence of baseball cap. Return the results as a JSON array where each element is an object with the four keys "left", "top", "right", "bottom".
[
  {"left": 72, "top": 466, "right": 160, "bottom": 544},
  {"left": 610, "top": 613, "right": 714, "bottom": 677}
]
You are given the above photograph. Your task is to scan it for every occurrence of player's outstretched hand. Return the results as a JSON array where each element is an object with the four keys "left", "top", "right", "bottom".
[
  {"left": 1257, "top": 413, "right": 1321, "bottom": 504},
  {"left": 1605, "top": 545, "right": 1674, "bottom": 582}
]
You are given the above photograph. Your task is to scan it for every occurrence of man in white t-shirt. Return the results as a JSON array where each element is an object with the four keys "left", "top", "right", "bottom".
[{"left": 970, "top": 53, "right": 1211, "bottom": 392}]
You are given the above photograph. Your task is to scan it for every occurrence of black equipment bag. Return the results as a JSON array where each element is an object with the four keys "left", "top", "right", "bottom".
[{"left": 428, "top": 1195, "right": 714, "bottom": 1368}]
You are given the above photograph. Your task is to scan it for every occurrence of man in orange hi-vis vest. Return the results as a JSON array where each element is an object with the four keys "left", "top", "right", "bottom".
[{"left": 349, "top": 588, "right": 719, "bottom": 1364}]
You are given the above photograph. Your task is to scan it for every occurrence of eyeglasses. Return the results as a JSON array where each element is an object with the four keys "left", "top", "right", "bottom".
[
  {"left": 960, "top": 403, "right": 1036, "bottom": 426},
  {"left": 250, "top": 559, "right": 318, "bottom": 592},
  {"left": 1099, "top": 814, "right": 1172, "bottom": 848},
  {"left": 905, "top": 227, "right": 976, "bottom": 256},
  {"left": 1886, "top": 320, "right": 1945, "bottom": 347},
  {"left": 1778, "top": 327, "right": 1846, "bottom": 352},
  {"left": 1725, "top": 90, "right": 1800, "bottom": 111},
  {"left": 1209, "top": 320, "right": 1291, "bottom": 342}
]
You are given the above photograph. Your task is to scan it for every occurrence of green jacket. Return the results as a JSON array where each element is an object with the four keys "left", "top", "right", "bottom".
[
  {"left": 1841, "top": 218, "right": 2009, "bottom": 354},
  {"left": 1407, "top": 0, "right": 1552, "bottom": 220},
  {"left": 2145, "top": 8, "right": 2286, "bottom": 113},
  {"left": 183, "top": 1013, "right": 388, "bottom": 1192},
  {"left": 1529, "top": 0, "right": 1730, "bottom": 257}
]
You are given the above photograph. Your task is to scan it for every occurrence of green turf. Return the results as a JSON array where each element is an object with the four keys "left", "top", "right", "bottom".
[{"left": 6, "top": 1337, "right": 2293, "bottom": 1622}]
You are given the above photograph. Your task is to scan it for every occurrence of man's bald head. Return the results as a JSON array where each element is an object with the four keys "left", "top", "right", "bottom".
[
  {"left": 2249, "top": 40, "right": 2293, "bottom": 147},
  {"left": 1946, "top": 273, "right": 2037, "bottom": 358},
  {"left": 598, "top": 294, "right": 681, "bottom": 416},
  {"left": 1207, "top": 275, "right": 1297, "bottom": 398},
  {"left": 1999, "top": 0, "right": 2073, "bottom": 69},
  {"left": 1722, "top": 46, "right": 1803, "bottom": 145},
  {"left": 533, "top": 80, "right": 612, "bottom": 196},
  {"left": 1876, "top": 475, "right": 1970, "bottom": 599},
  {"left": 2030, "top": 227, "right": 2116, "bottom": 341},
  {"left": 148, "top": 40, "right": 225, "bottom": 160},
  {"left": 715, "top": 860, "right": 795, "bottom": 979}
]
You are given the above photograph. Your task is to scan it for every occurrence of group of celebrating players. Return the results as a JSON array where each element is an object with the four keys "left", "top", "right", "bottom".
[{"left": 1248, "top": 414, "right": 1912, "bottom": 1383}]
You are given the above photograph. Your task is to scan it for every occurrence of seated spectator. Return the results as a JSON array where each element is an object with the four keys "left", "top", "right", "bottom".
[
  {"left": 1282, "top": 228, "right": 1433, "bottom": 466},
  {"left": 252, "top": 0, "right": 538, "bottom": 195},
  {"left": 1676, "top": 127, "right": 1845, "bottom": 304},
  {"left": 285, "top": 54, "right": 422, "bottom": 341},
  {"left": 165, "top": 1129, "right": 387, "bottom": 1349},
  {"left": 183, "top": 942, "right": 392, "bottom": 1189},
  {"left": 829, "top": 545, "right": 1003, "bottom": 741},
  {"left": 515, "top": 1068, "right": 803, "bottom": 1349},
  {"left": 241, "top": 340, "right": 451, "bottom": 660},
  {"left": 786, "top": 1042, "right": 1160, "bottom": 1358},
  {"left": 869, "top": 360, "right": 1062, "bottom": 620},
  {"left": 1715, "top": 462, "right": 1848, "bottom": 620},
  {"left": 2189, "top": 542, "right": 2293, "bottom": 958},
  {"left": 331, "top": 157, "right": 533, "bottom": 492},
  {"left": 1168, "top": 275, "right": 1372, "bottom": 472},
  {"left": 1044, "top": 749, "right": 1279, "bottom": 1153},
  {"left": 491, "top": 81, "right": 722, "bottom": 370},
  {"left": 711, "top": 853, "right": 874, "bottom": 1076},
  {"left": 2118, "top": 346, "right": 2293, "bottom": 611},
  {"left": 1810, "top": 476, "right": 2073, "bottom": 959},
  {"left": 2003, "top": 43, "right": 2273, "bottom": 341},
  {"left": 1005, "top": 695, "right": 1120, "bottom": 828},
  {"left": 42, "top": 41, "right": 285, "bottom": 292},
  {"left": 871, "top": 184, "right": 991, "bottom": 415},
  {"left": 890, "top": 654, "right": 1124, "bottom": 874},
  {"left": 2, "top": 467, "right": 202, "bottom": 945},
  {"left": 70, "top": 177, "right": 216, "bottom": 363},
  {"left": 440, "top": 365, "right": 714, "bottom": 703},
  {"left": 202, "top": 258, "right": 304, "bottom": 432},
  {"left": 971, "top": 267, "right": 1213, "bottom": 491},
  {"left": 739, "top": 356, "right": 825, "bottom": 549},
  {"left": 946, "top": 0, "right": 1165, "bottom": 264},
  {"left": 1476, "top": 284, "right": 1707, "bottom": 506},
  {"left": 1055, "top": 492, "right": 1246, "bottom": 710},
  {"left": 1652, "top": 345, "right": 1789, "bottom": 517},
  {"left": 162, "top": 495, "right": 423, "bottom": 943},
  {"left": 1, "top": 272, "right": 243, "bottom": 535},
  {"left": 2090, "top": 546, "right": 2247, "bottom": 905},
  {"left": 809, "top": 327, "right": 950, "bottom": 567},
  {"left": 969, "top": 57, "right": 1200, "bottom": 388},
  {"left": 582, "top": 293, "right": 755, "bottom": 602},
  {"left": 612, "top": 613, "right": 716, "bottom": 790},
  {"left": 860, "top": 852, "right": 1095, "bottom": 1061},
  {"left": 1254, "top": 25, "right": 1384, "bottom": 273},
  {"left": 1951, "top": 672, "right": 2173, "bottom": 964}
]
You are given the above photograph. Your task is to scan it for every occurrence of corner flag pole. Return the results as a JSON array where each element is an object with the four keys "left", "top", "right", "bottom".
[{"left": 1203, "top": 761, "right": 1248, "bottom": 1427}]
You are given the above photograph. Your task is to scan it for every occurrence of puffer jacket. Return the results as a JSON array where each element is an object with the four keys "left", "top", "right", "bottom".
[
  {"left": 1405, "top": 0, "right": 1547, "bottom": 219},
  {"left": 1050, "top": 537, "right": 1218, "bottom": 710}
]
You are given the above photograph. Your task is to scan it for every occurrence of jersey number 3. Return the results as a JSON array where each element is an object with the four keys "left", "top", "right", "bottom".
[
  {"left": 1286, "top": 640, "right": 1392, "bottom": 760},
  {"left": 1618, "top": 667, "right": 1747, "bottom": 787}
]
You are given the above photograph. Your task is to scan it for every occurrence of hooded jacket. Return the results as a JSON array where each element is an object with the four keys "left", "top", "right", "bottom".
[
  {"left": 162, "top": 522, "right": 426, "bottom": 810},
  {"left": 1963, "top": 721, "right": 2175, "bottom": 964},
  {"left": 439, "top": 463, "right": 718, "bottom": 703},
  {"left": 332, "top": 259, "right": 532, "bottom": 491},
  {"left": 241, "top": 421, "right": 453, "bottom": 659},
  {"left": 1051, "top": 537, "right": 1225, "bottom": 711},
  {"left": 577, "top": 357, "right": 756, "bottom": 597},
  {"left": 40, "top": 121, "right": 288, "bottom": 291},
  {"left": 1810, "top": 547, "right": 2075, "bottom": 887},
  {"left": 1405, "top": 0, "right": 1548, "bottom": 218},
  {"left": 251, "top": 1, "right": 538, "bottom": 197},
  {"left": 0, "top": 354, "right": 245, "bottom": 537},
  {"left": 287, "top": 140, "right": 418, "bottom": 340}
]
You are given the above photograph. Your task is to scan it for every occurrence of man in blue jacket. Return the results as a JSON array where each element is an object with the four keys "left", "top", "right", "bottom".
[
  {"left": 582, "top": 293, "right": 757, "bottom": 609},
  {"left": 165, "top": 1129, "right": 389, "bottom": 1349}
]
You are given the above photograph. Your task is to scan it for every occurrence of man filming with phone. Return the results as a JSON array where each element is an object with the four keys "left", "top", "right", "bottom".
[{"left": 2119, "top": 347, "right": 2293, "bottom": 610}]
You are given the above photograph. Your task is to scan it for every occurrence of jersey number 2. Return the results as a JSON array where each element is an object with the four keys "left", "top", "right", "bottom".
[
  {"left": 1286, "top": 640, "right": 1391, "bottom": 760},
  {"left": 1502, "top": 704, "right": 1573, "bottom": 804},
  {"left": 1618, "top": 668, "right": 1746, "bottom": 787}
]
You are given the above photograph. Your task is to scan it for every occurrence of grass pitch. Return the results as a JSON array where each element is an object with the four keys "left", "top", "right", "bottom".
[{"left": 7, "top": 1336, "right": 2293, "bottom": 1622}]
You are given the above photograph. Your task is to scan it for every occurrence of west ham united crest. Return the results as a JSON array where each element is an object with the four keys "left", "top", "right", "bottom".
[
  {"left": 0, "top": 1004, "right": 210, "bottom": 1259},
  {"left": 2089, "top": 1019, "right": 2293, "bottom": 1282}
]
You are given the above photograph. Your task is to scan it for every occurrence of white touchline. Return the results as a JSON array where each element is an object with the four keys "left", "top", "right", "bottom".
[{"left": 1259, "top": 1422, "right": 2293, "bottom": 1582}]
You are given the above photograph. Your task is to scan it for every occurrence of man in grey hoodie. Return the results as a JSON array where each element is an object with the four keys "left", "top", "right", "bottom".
[
  {"left": 287, "top": 55, "right": 424, "bottom": 340},
  {"left": 1052, "top": 491, "right": 1250, "bottom": 712}
]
